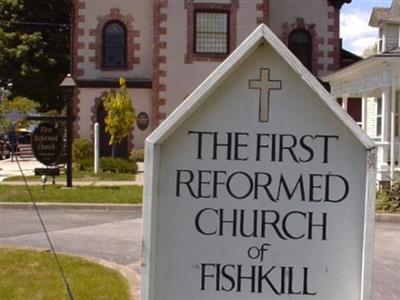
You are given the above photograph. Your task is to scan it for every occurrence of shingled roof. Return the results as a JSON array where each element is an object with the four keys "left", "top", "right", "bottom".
[{"left": 370, "top": 0, "right": 400, "bottom": 27}]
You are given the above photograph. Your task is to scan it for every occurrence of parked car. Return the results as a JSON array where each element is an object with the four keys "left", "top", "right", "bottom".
[{"left": 0, "top": 136, "right": 10, "bottom": 160}]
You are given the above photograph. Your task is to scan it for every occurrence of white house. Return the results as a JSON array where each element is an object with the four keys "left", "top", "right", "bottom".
[{"left": 323, "top": 0, "right": 400, "bottom": 184}]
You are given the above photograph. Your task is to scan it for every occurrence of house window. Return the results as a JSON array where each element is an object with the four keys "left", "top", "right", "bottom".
[
  {"left": 376, "top": 97, "right": 382, "bottom": 137},
  {"left": 194, "top": 11, "right": 229, "bottom": 55},
  {"left": 102, "top": 21, "right": 127, "bottom": 68},
  {"left": 289, "top": 29, "right": 312, "bottom": 71}
]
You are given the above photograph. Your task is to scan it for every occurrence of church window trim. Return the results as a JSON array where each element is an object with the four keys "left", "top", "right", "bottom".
[
  {"left": 90, "top": 8, "right": 139, "bottom": 71},
  {"left": 288, "top": 29, "right": 313, "bottom": 72},
  {"left": 281, "top": 18, "right": 319, "bottom": 75},
  {"left": 194, "top": 10, "right": 230, "bottom": 55},
  {"left": 185, "top": 1, "right": 238, "bottom": 64},
  {"left": 102, "top": 21, "right": 127, "bottom": 69}
]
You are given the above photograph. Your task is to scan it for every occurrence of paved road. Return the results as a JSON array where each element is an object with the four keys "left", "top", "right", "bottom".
[
  {"left": 0, "top": 208, "right": 142, "bottom": 269},
  {"left": 0, "top": 207, "right": 399, "bottom": 299},
  {"left": 373, "top": 221, "right": 400, "bottom": 300}
]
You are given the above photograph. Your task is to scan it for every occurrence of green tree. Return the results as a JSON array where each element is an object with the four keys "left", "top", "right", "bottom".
[
  {"left": 103, "top": 78, "right": 136, "bottom": 158},
  {"left": 362, "top": 42, "right": 378, "bottom": 58},
  {"left": 0, "top": 96, "right": 39, "bottom": 134},
  {"left": 0, "top": 0, "right": 70, "bottom": 110}
]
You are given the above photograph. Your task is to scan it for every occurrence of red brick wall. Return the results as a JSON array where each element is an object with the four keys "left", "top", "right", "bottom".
[
  {"left": 72, "top": 0, "right": 85, "bottom": 77},
  {"left": 256, "top": 0, "right": 270, "bottom": 25},
  {"left": 71, "top": 0, "right": 84, "bottom": 138},
  {"left": 151, "top": 0, "right": 168, "bottom": 128},
  {"left": 327, "top": 5, "right": 341, "bottom": 71}
]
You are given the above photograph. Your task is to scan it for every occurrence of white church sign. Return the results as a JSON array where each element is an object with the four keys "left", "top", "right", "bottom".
[{"left": 141, "top": 25, "right": 376, "bottom": 300}]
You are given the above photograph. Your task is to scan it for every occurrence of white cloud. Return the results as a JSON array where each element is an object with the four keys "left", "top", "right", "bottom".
[{"left": 341, "top": 11, "right": 378, "bottom": 55}]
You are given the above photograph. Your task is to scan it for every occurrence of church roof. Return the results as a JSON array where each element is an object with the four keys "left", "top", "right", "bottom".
[
  {"left": 370, "top": 0, "right": 400, "bottom": 27},
  {"left": 328, "top": 0, "right": 352, "bottom": 9}
]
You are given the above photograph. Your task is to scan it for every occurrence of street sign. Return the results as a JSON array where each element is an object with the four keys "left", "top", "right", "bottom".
[
  {"left": 141, "top": 25, "right": 376, "bottom": 300},
  {"left": 34, "top": 168, "right": 60, "bottom": 176},
  {"left": 32, "top": 123, "right": 63, "bottom": 166},
  {"left": 6, "top": 111, "right": 22, "bottom": 123}
]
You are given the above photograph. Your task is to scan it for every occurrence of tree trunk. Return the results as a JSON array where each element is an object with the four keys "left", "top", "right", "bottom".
[{"left": 111, "top": 143, "right": 115, "bottom": 158}]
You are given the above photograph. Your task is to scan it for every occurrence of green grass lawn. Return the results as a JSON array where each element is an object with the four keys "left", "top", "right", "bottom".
[
  {"left": 0, "top": 185, "right": 143, "bottom": 204},
  {"left": 0, "top": 248, "right": 131, "bottom": 300},
  {"left": 4, "top": 169, "right": 136, "bottom": 182}
]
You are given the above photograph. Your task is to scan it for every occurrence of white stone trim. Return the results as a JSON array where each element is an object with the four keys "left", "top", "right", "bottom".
[
  {"left": 342, "top": 95, "right": 348, "bottom": 111},
  {"left": 140, "top": 142, "right": 160, "bottom": 300},
  {"left": 362, "top": 94, "right": 368, "bottom": 130},
  {"left": 360, "top": 148, "right": 377, "bottom": 300}
]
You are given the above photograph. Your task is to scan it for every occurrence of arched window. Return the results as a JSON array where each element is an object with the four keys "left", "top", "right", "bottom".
[
  {"left": 102, "top": 21, "right": 127, "bottom": 68},
  {"left": 289, "top": 29, "right": 312, "bottom": 71}
]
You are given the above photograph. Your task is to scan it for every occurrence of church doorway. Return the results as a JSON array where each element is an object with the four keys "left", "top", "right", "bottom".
[{"left": 96, "top": 101, "right": 129, "bottom": 158}]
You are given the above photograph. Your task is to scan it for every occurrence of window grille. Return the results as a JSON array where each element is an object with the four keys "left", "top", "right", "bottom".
[
  {"left": 194, "top": 11, "right": 229, "bottom": 55},
  {"left": 102, "top": 22, "right": 127, "bottom": 68}
]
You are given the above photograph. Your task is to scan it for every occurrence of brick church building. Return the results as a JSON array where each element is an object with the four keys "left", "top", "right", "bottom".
[{"left": 71, "top": 0, "right": 354, "bottom": 156}]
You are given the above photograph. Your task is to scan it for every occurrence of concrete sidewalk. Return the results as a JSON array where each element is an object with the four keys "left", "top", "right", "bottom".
[
  {"left": 0, "top": 158, "right": 44, "bottom": 181},
  {"left": 0, "top": 157, "right": 144, "bottom": 185},
  {"left": 0, "top": 202, "right": 141, "bottom": 210}
]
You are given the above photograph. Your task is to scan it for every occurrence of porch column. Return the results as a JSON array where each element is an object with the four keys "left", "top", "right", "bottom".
[
  {"left": 361, "top": 93, "right": 368, "bottom": 130},
  {"left": 382, "top": 86, "right": 391, "bottom": 164},
  {"left": 342, "top": 95, "right": 348, "bottom": 112},
  {"left": 390, "top": 78, "right": 397, "bottom": 184}
]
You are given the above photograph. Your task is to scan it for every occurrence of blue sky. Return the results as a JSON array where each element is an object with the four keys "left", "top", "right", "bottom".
[{"left": 341, "top": 0, "right": 392, "bottom": 54}]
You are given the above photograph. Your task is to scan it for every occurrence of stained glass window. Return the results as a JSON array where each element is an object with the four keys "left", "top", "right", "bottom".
[{"left": 102, "top": 22, "right": 126, "bottom": 68}]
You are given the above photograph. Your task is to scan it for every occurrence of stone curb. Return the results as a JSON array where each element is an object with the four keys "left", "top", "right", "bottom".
[
  {"left": 0, "top": 202, "right": 142, "bottom": 211},
  {"left": 1, "top": 202, "right": 400, "bottom": 223},
  {"left": 375, "top": 213, "right": 400, "bottom": 223}
]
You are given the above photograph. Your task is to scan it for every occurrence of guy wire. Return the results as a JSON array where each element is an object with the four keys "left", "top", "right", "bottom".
[{"left": 11, "top": 129, "right": 75, "bottom": 300}]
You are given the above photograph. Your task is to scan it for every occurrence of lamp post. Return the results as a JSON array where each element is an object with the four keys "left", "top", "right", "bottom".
[{"left": 59, "top": 74, "right": 76, "bottom": 188}]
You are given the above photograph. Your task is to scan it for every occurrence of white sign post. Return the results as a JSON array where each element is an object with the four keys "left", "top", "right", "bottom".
[
  {"left": 142, "top": 25, "right": 376, "bottom": 300},
  {"left": 94, "top": 122, "right": 99, "bottom": 174}
]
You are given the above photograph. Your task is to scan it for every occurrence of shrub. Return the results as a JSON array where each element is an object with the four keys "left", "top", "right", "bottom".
[
  {"left": 376, "top": 184, "right": 400, "bottom": 212},
  {"left": 100, "top": 157, "right": 138, "bottom": 174},
  {"left": 383, "top": 182, "right": 400, "bottom": 212},
  {"left": 73, "top": 138, "right": 93, "bottom": 161},
  {"left": 76, "top": 158, "right": 94, "bottom": 171},
  {"left": 130, "top": 148, "right": 144, "bottom": 162}
]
